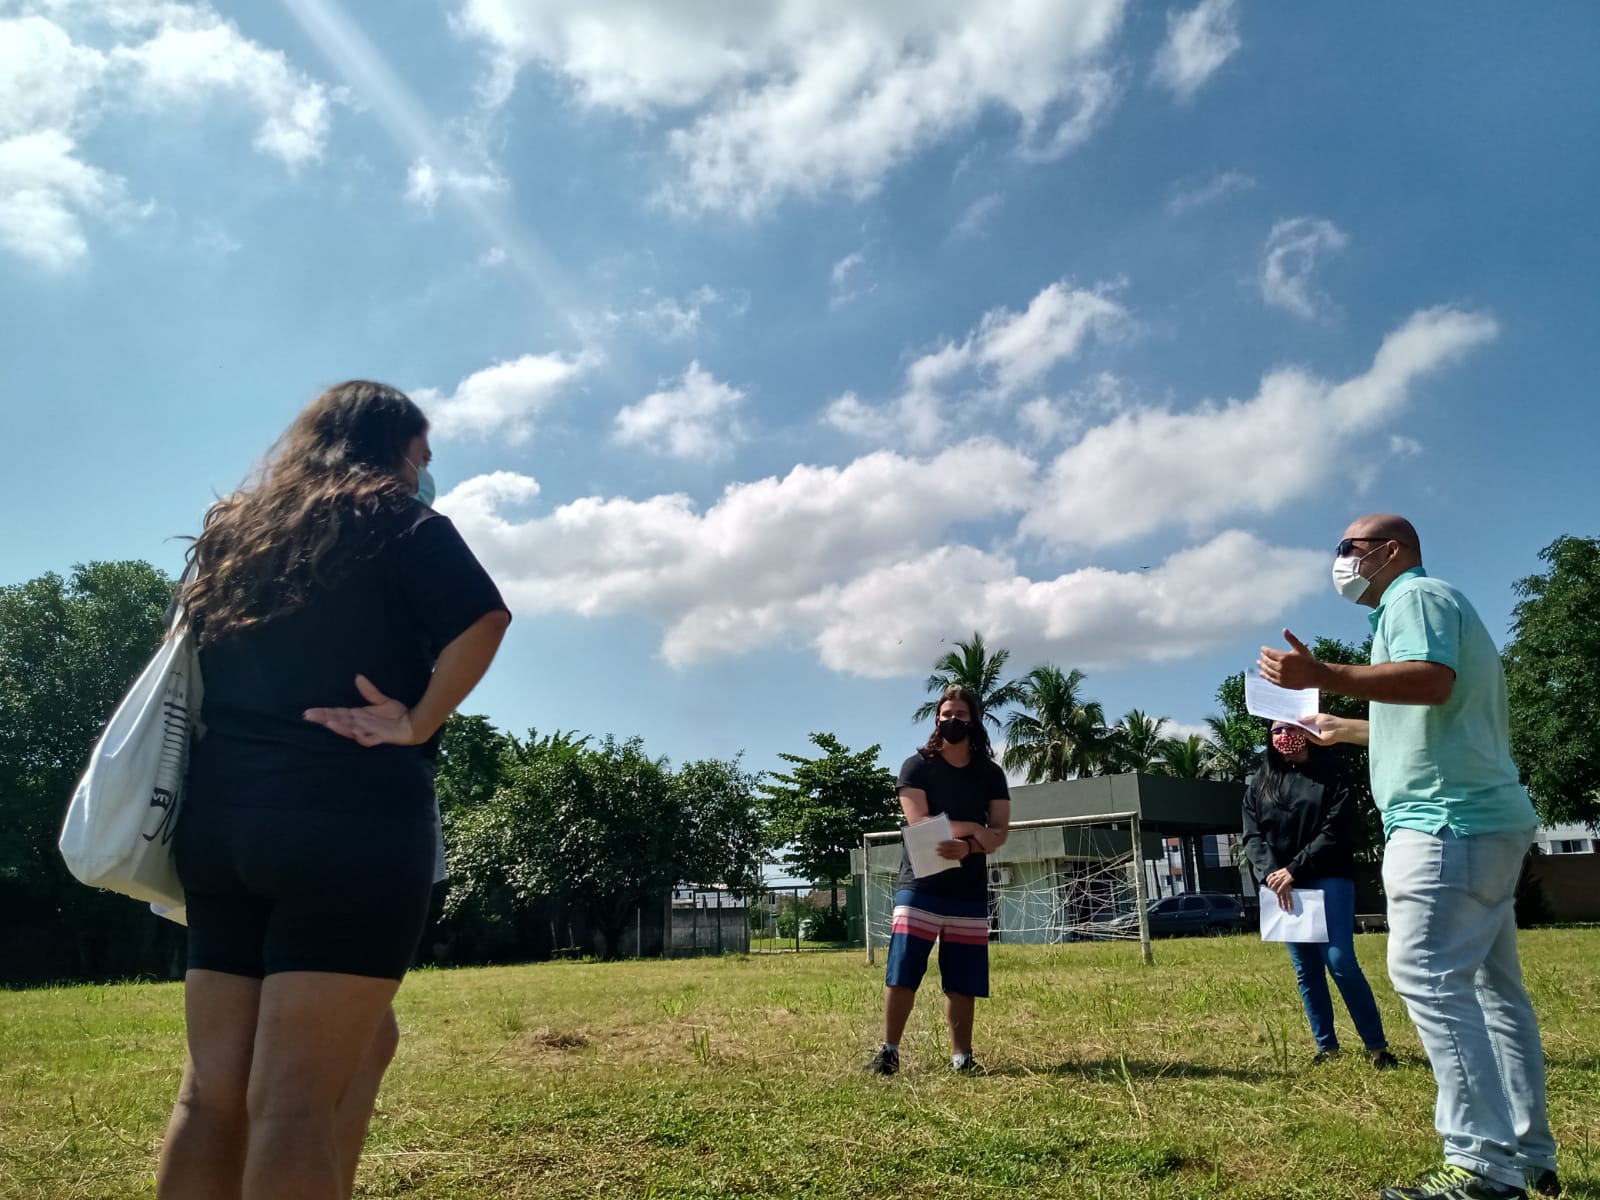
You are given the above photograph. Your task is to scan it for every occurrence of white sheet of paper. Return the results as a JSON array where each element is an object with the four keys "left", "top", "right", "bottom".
[
  {"left": 1244, "top": 667, "right": 1320, "bottom": 734},
  {"left": 903, "top": 813, "right": 959, "bottom": 878},
  {"left": 1258, "top": 886, "right": 1329, "bottom": 943}
]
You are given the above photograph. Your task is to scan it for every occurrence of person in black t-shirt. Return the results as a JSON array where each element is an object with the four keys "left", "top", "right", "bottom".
[
  {"left": 158, "top": 381, "right": 510, "bottom": 1199},
  {"left": 864, "top": 686, "right": 1011, "bottom": 1076},
  {"left": 1241, "top": 722, "right": 1394, "bottom": 1069}
]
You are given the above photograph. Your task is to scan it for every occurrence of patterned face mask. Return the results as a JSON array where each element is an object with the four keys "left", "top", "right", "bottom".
[{"left": 1271, "top": 728, "right": 1308, "bottom": 756}]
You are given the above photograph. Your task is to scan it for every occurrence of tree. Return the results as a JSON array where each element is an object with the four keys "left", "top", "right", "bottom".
[
  {"left": 0, "top": 561, "right": 181, "bottom": 983},
  {"left": 1156, "top": 734, "right": 1215, "bottom": 780},
  {"left": 1002, "top": 664, "right": 1111, "bottom": 782},
  {"left": 1108, "top": 709, "right": 1169, "bottom": 774},
  {"left": 1504, "top": 535, "right": 1600, "bottom": 827},
  {"left": 433, "top": 713, "right": 513, "bottom": 818},
  {"left": 760, "top": 733, "right": 898, "bottom": 912},
  {"left": 674, "top": 755, "right": 766, "bottom": 894},
  {"left": 912, "top": 631, "right": 1024, "bottom": 729},
  {"left": 449, "top": 735, "right": 679, "bottom": 958}
]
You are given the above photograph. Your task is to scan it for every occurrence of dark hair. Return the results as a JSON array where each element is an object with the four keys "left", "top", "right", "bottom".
[
  {"left": 182, "top": 381, "right": 428, "bottom": 644},
  {"left": 1254, "top": 724, "right": 1335, "bottom": 806},
  {"left": 918, "top": 685, "right": 995, "bottom": 761}
]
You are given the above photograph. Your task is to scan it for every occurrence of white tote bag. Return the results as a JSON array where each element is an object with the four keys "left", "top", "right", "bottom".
[{"left": 59, "top": 608, "right": 202, "bottom": 919}]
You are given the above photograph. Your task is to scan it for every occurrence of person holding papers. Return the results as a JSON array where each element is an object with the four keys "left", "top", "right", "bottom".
[
  {"left": 864, "top": 686, "right": 1010, "bottom": 1076},
  {"left": 1260, "top": 514, "right": 1556, "bottom": 1200},
  {"left": 1241, "top": 723, "right": 1395, "bottom": 1069}
]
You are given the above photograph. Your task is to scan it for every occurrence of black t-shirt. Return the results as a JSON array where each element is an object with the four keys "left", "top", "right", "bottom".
[
  {"left": 190, "top": 504, "right": 508, "bottom": 815},
  {"left": 895, "top": 751, "right": 1010, "bottom": 900}
]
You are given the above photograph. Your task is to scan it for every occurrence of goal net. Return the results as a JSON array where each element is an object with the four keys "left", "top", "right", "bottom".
[{"left": 859, "top": 812, "right": 1154, "bottom": 961}]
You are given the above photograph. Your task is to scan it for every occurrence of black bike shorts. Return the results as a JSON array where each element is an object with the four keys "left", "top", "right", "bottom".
[{"left": 175, "top": 797, "right": 436, "bottom": 981}]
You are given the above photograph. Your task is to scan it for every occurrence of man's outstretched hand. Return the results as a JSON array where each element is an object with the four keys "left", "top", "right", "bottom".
[{"left": 1258, "top": 629, "right": 1327, "bottom": 691}]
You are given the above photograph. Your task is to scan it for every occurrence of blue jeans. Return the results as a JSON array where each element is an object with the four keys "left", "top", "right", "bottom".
[
  {"left": 1384, "top": 827, "right": 1557, "bottom": 1188},
  {"left": 1285, "top": 876, "right": 1388, "bottom": 1053}
]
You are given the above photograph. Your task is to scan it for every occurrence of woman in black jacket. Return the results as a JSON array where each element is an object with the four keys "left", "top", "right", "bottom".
[{"left": 1242, "top": 723, "right": 1395, "bottom": 1067}]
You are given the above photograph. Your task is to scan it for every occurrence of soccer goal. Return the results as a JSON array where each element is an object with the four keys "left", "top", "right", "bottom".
[{"left": 861, "top": 812, "right": 1155, "bottom": 965}]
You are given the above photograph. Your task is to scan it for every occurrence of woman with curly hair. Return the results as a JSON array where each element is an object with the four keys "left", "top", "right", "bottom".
[
  {"left": 864, "top": 685, "right": 1011, "bottom": 1076},
  {"left": 157, "top": 381, "right": 510, "bottom": 1199}
]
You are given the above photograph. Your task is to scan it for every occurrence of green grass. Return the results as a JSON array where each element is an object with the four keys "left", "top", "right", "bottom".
[{"left": 3, "top": 931, "right": 1598, "bottom": 1199}]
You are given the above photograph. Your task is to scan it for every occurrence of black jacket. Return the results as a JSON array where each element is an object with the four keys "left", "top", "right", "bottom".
[{"left": 1240, "top": 755, "right": 1358, "bottom": 885}]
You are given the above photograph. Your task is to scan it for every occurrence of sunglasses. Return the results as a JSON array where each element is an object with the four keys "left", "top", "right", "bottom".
[{"left": 1336, "top": 536, "right": 1389, "bottom": 557}]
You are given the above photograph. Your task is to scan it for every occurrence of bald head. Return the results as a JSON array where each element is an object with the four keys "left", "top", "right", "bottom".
[
  {"left": 1346, "top": 513, "right": 1421, "bottom": 554},
  {"left": 1337, "top": 513, "right": 1423, "bottom": 606}
]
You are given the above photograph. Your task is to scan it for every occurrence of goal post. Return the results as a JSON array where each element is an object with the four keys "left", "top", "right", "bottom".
[{"left": 861, "top": 811, "right": 1154, "bottom": 966}]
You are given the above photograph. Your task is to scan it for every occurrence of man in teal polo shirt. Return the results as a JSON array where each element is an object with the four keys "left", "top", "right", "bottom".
[{"left": 1259, "top": 514, "right": 1557, "bottom": 1200}]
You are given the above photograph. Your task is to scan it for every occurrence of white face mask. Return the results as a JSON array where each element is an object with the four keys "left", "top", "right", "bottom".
[{"left": 1331, "top": 543, "right": 1385, "bottom": 603}]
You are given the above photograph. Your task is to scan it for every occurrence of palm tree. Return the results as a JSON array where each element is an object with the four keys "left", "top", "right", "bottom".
[
  {"left": 1155, "top": 733, "right": 1213, "bottom": 780},
  {"left": 912, "top": 631, "right": 1024, "bottom": 730},
  {"left": 1109, "top": 708, "right": 1169, "bottom": 773},
  {"left": 1202, "top": 714, "right": 1261, "bottom": 783},
  {"left": 1002, "top": 664, "right": 1110, "bottom": 783}
]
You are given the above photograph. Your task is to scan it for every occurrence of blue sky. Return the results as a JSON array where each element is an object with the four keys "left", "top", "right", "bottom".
[{"left": 5, "top": 0, "right": 1598, "bottom": 820}]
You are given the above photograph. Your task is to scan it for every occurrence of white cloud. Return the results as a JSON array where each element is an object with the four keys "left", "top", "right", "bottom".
[
  {"left": 0, "top": 3, "right": 334, "bottom": 268},
  {"left": 829, "top": 248, "right": 872, "bottom": 308},
  {"left": 405, "top": 155, "right": 507, "bottom": 213},
  {"left": 456, "top": 0, "right": 1129, "bottom": 216},
  {"left": 1167, "top": 169, "right": 1254, "bottom": 215},
  {"left": 111, "top": 11, "right": 334, "bottom": 169},
  {"left": 440, "top": 438, "right": 1038, "bottom": 648},
  {"left": 435, "top": 305, "right": 1493, "bottom": 681},
  {"left": 439, "top": 446, "right": 1325, "bottom": 673},
  {"left": 828, "top": 281, "right": 1128, "bottom": 449},
  {"left": 1152, "top": 0, "right": 1241, "bottom": 102},
  {"left": 478, "top": 245, "right": 508, "bottom": 267},
  {"left": 635, "top": 285, "right": 721, "bottom": 341},
  {"left": 798, "top": 531, "right": 1324, "bottom": 678},
  {"left": 415, "top": 349, "right": 601, "bottom": 443},
  {"left": 951, "top": 192, "right": 1004, "bottom": 241},
  {"left": 1017, "top": 372, "right": 1127, "bottom": 446},
  {"left": 0, "top": 129, "right": 128, "bottom": 268},
  {"left": 1261, "top": 216, "right": 1349, "bottom": 319},
  {"left": 614, "top": 361, "right": 747, "bottom": 459},
  {"left": 1021, "top": 307, "right": 1499, "bottom": 550}
]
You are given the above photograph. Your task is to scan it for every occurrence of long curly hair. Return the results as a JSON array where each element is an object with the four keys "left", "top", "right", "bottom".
[
  {"left": 181, "top": 381, "right": 428, "bottom": 644},
  {"left": 918, "top": 685, "right": 995, "bottom": 761}
]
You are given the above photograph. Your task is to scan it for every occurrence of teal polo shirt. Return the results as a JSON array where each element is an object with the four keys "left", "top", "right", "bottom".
[{"left": 1368, "top": 567, "right": 1537, "bottom": 838}]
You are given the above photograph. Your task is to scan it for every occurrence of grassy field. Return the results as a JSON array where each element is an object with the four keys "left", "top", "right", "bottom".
[{"left": 2, "top": 931, "right": 1597, "bottom": 1199}]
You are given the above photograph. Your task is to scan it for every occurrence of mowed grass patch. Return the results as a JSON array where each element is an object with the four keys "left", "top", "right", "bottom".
[{"left": 2, "top": 930, "right": 1598, "bottom": 1198}]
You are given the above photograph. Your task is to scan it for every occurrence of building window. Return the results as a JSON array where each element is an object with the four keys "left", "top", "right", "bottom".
[{"left": 1551, "top": 838, "right": 1592, "bottom": 855}]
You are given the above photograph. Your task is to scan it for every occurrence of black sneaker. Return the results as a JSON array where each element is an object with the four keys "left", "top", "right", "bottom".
[
  {"left": 1380, "top": 1163, "right": 1527, "bottom": 1199},
  {"left": 1371, "top": 1049, "right": 1399, "bottom": 1071},
  {"left": 1524, "top": 1168, "right": 1560, "bottom": 1197},
  {"left": 952, "top": 1056, "right": 982, "bottom": 1073},
  {"left": 1312, "top": 1049, "right": 1341, "bottom": 1065},
  {"left": 863, "top": 1045, "right": 899, "bottom": 1076}
]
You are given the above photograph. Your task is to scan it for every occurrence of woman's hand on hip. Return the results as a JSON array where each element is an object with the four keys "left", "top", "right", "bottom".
[{"left": 304, "top": 675, "right": 419, "bottom": 747}]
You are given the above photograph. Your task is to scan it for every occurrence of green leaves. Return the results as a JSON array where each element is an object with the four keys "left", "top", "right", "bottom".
[
  {"left": 1505, "top": 535, "right": 1600, "bottom": 827},
  {"left": 758, "top": 732, "right": 898, "bottom": 888}
]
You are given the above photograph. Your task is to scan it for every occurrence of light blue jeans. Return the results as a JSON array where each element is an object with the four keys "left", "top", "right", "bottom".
[
  {"left": 1383, "top": 827, "right": 1557, "bottom": 1188},
  {"left": 1285, "top": 876, "right": 1388, "bottom": 1053}
]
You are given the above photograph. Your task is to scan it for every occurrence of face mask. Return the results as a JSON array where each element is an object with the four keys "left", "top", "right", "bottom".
[
  {"left": 1271, "top": 729, "right": 1308, "bottom": 756},
  {"left": 410, "top": 460, "right": 436, "bottom": 507},
  {"left": 938, "top": 717, "right": 971, "bottom": 744},
  {"left": 1331, "top": 543, "right": 1384, "bottom": 603}
]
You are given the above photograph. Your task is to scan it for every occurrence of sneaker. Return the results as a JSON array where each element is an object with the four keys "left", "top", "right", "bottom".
[
  {"left": 1371, "top": 1049, "right": 1399, "bottom": 1071},
  {"left": 1312, "top": 1049, "right": 1341, "bottom": 1065},
  {"left": 952, "top": 1056, "right": 982, "bottom": 1073},
  {"left": 1380, "top": 1163, "right": 1527, "bottom": 1199},
  {"left": 863, "top": 1045, "right": 899, "bottom": 1076},
  {"left": 1524, "top": 1168, "right": 1560, "bottom": 1197}
]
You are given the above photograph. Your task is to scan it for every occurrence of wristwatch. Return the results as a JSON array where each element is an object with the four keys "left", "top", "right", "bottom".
[{"left": 962, "top": 835, "right": 982, "bottom": 856}]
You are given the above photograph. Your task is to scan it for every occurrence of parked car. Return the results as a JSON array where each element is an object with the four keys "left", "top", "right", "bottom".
[{"left": 1099, "top": 892, "right": 1248, "bottom": 939}]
